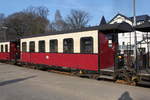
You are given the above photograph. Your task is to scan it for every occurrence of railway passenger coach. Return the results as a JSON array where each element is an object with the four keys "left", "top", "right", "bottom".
[
  {"left": 20, "top": 28, "right": 116, "bottom": 72},
  {"left": 0, "top": 42, "right": 10, "bottom": 60},
  {"left": 0, "top": 41, "right": 20, "bottom": 61},
  {"left": 0, "top": 22, "right": 133, "bottom": 74}
]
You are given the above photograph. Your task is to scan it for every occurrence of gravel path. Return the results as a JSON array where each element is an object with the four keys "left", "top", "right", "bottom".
[{"left": 0, "top": 63, "right": 150, "bottom": 100}]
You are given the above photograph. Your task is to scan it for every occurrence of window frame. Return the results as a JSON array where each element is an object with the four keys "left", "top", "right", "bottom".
[
  {"left": 80, "top": 37, "right": 93, "bottom": 54},
  {"left": 29, "top": 41, "right": 35, "bottom": 53},
  {"left": 1, "top": 45, "right": 3, "bottom": 52},
  {"left": 38, "top": 40, "right": 45, "bottom": 53},
  {"left": 22, "top": 42, "right": 27, "bottom": 52},
  {"left": 49, "top": 39, "right": 58, "bottom": 53},
  {"left": 63, "top": 38, "right": 74, "bottom": 53},
  {"left": 5, "top": 44, "right": 8, "bottom": 52}
]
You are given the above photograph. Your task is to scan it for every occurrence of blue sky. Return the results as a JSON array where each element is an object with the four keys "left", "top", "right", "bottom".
[{"left": 0, "top": 0, "right": 150, "bottom": 25}]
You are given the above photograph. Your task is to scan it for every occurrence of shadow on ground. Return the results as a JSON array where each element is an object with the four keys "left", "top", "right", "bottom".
[
  {"left": 0, "top": 75, "right": 36, "bottom": 86},
  {"left": 118, "top": 91, "right": 133, "bottom": 100}
]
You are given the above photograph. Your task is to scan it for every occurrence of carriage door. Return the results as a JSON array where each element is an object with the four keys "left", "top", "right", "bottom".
[
  {"left": 10, "top": 41, "right": 20, "bottom": 60},
  {"left": 99, "top": 33, "right": 115, "bottom": 69}
]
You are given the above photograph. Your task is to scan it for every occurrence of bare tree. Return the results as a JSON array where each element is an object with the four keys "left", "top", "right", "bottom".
[
  {"left": 47, "top": 22, "right": 56, "bottom": 32},
  {"left": 23, "top": 6, "right": 49, "bottom": 19},
  {"left": 4, "top": 6, "right": 50, "bottom": 40},
  {"left": 0, "top": 13, "right": 5, "bottom": 41},
  {"left": 53, "top": 10, "right": 67, "bottom": 31},
  {"left": 1, "top": 8, "right": 91, "bottom": 41},
  {"left": 4, "top": 12, "right": 29, "bottom": 40},
  {"left": 0, "top": 13, "right": 5, "bottom": 22},
  {"left": 48, "top": 9, "right": 90, "bottom": 31},
  {"left": 65, "top": 9, "right": 90, "bottom": 29}
]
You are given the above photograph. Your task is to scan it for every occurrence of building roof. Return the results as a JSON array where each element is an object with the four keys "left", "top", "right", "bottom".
[
  {"left": 135, "top": 21, "right": 150, "bottom": 32},
  {"left": 108, "top": 13, "right": 132, "bottom": 24},
  {"left": 109, "top": 13, "right": 150, "bottom": 24},
  {"left": 99, "top": 16, "right": 107, "bottom": 25},
  {"left": 99, "top": 22, "right": 133, "bottom": 33},
  {"left": 129, "top": 14, "right": 150, "bottom": 23}
]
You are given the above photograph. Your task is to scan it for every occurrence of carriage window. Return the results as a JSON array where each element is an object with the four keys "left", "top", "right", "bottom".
[
  {"left": 29, "top": 41, "right": 35, "bottom": 52},
  {"left": 63, "top": 38, "right": 74, "bottom": 53},
  {"left": 80, "top": 37, "right": 93, "bottom": 53},
  {"left": 5, "top": 45, "right": 8, "bottom": 52},
  {"left": 50, "top": 40, "right": 58, "bottom": 53},
  {"left": 1, "top": 45, "right": 3, "bottom": 52},
  {"left": 39, "top": 40, "right": 45, "bottom": 52},
  {"left": 22, "top": 42, "right": 27, "bottom": 52}
]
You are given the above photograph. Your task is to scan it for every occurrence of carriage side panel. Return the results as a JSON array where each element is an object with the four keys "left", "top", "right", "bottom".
[
  {"left": 20, "top": 30, "right": 99, "bottom": 71},
  {"left": 21, "top": 53, "right": 98, "bottom": 71}
]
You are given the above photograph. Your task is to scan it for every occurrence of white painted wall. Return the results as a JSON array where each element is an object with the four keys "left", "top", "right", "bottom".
[{"left": 21, "top": 30, "right": 98, "bottom": 53}]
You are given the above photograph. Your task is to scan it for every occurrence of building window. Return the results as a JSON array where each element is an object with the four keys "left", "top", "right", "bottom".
[
  {"left": 29, "top": 41, "right": 35, "bottom": 52},
  {"left": 1, "top": 45, "right": 3, "bottom": 52},
  {"left": 50, "top": 39, "right": 58, "bottom": 53},
  {"left": 138, "top": 48, "right": 146, "bottom": 53},
  {"left": 5, "top": 44, "right": 8, "bottom": 52},
  {"left": 124, "top": 50, "right": 134, "bottom": 55},
  {"left": 22, "top": 42, "right": 27, "bottom": 52},
  {"left": 122, "top": 42, "right": 125, "bottom": 45},
  {"left": 39, "top": 40, "right": 45, "bottom": 52},
  {"left": 80, "top": 37, "right": 93, "bottom": 53},
  {"left": 63, "top": 38, "right": 74, "bottom": 53}
]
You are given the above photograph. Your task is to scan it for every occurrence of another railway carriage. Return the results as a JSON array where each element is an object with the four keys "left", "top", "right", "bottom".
[
  {"left": 0, "top": 42, "right": 10, "bottom": 60},
  {"left": 20, "top": 27, "right": 116, "bottom": 72},
  {"left": 0, "top": 41, "right": 20, "bottom": 61}
]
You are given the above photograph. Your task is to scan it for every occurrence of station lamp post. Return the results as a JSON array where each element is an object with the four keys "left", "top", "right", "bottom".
[{"left": 133, "top": 0, "right": 138, "bottom": 71}]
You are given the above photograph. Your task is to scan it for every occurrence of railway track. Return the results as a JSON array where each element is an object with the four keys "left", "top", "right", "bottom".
[
  {"left": 49, "top": 69, "right": 137, "bottom": 86},
  {"left": 2, "top": 62, "right": 150, "bottom": 87}
]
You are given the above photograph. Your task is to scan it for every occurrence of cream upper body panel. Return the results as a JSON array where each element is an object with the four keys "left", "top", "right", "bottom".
[
  {"left": 21, "top": 30, "right": 99, "bottom": 53},
  {"left": 0, "top": 42, "right": 10, "bottom": 52}
]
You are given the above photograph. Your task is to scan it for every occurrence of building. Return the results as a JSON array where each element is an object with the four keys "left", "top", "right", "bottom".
[{"left": 109, "top": 13, "right": 150, "bottom": 55}]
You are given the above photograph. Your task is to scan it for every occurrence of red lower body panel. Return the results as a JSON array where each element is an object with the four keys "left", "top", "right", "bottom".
[
  {"left": 0, "top": 52, "right": 10, "bottom": 60},
  {"left": 21, "top": 53, "right": 98, "bottom": 71}
]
